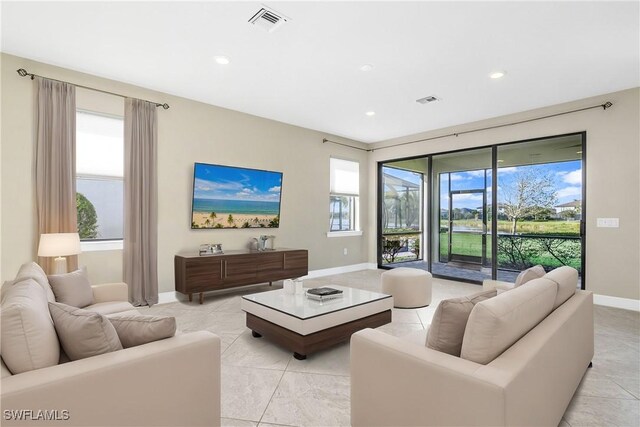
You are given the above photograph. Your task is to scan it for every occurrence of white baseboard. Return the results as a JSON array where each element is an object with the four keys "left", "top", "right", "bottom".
[
  {"left": 157, "top": 291, "right": 182, "bottom": 305},
  {"left": 593, "top": 294, "right": 640, "bottom": 312},
  {"left": 300, "top": 263, "right": 378, "bottom": 279},
  {"left": 156, "top": 262, "right": 378, "bottom": 305}
]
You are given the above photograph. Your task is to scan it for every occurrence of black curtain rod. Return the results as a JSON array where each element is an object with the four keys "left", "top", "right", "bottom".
[
  {"left": 16, "top": 68, "right": 170, "bottom": 109},
  {"left": 322, "top": 138, "right": 372, "bottom": 152},
  {"left": 371, "top": 102, "right": 612, "bottom": 152},
  {"left": 323, "top": 101, "right": 612, "bottom": 152}
]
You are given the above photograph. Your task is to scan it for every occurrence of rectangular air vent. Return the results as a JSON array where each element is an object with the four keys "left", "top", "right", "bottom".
[
  {"left": 249, "top": 5, "right": 290, "bottom": 32},
  {"left": 416, "top": 95, "right": 440, "bottom": 104}
]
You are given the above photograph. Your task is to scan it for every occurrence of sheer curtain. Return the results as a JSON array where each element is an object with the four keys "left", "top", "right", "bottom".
[
  {"left": 124, "top": 98, "right": 158, "bottom": 306},
  {"left": 35, "top": 77, "right": 78, "bottom": 273}
]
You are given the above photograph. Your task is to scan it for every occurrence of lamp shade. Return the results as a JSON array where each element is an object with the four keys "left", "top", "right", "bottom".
[{"left": 38, "top": 233, "right": 82, "bottom": 257}]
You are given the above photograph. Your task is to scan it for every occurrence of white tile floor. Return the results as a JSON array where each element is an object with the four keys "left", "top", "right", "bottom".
[{"left": 142, "top": 270, "right": 640, "bottom": 427}]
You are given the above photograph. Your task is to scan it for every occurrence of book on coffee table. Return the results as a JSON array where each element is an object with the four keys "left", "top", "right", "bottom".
[{"left": 306, "top": 287, "right": 343, "bottom": 301}]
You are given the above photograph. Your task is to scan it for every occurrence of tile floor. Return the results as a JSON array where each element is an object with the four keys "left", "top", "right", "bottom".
[{"left": 141, "top": 269, "right": 640, "bottom": 427}]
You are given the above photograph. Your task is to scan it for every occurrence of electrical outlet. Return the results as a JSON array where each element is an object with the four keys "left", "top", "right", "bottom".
[
  {"left": 343, "top": 248, "right": 348, "bottom": 255},
  {"left": 596, "top": 218, "right": 619, "bottom": 228}
]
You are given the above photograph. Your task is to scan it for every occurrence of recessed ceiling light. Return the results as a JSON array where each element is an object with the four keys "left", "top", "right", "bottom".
[
  {"left": 365, "top": 111, "right": 376, "bottom": 116},
  {"left": 360, "top": 64, "right": 374, "bottom": 72},
  {"left": 214, "top": 55, "right": 230, "bottom": 65},
  {"left": 489, "top": 71, "right": 506, "bottom": 79}
]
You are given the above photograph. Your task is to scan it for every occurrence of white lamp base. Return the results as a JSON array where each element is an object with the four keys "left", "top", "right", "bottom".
[{"left": 53, "top": 257, "right": 68, "bottom": 275}]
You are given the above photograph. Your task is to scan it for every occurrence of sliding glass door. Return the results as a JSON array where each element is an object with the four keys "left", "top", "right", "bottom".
[
  {"left": 431, "top": 148, "right": 492, "bottom": 282},
  {"left": 495, "top": 135, "right": 584, "bottom": 283},
  {"left": 378, "top": 132, "right": 585, "bottom": 288},
  {"left": 379, "top": 160, "right": 425, "bottom": 267}
]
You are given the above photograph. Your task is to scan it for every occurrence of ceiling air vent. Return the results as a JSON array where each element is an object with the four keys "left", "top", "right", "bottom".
[
  {"left": 249, "top": 5, "right": 290, "bottom": 32},
  {"left": 416, "top": 95, "right": 440, "bottom": 104}
]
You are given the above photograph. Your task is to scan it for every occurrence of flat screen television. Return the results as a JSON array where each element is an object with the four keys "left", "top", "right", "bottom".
[{"left": 191, "top": 162, "right": 283, "bottom": 229}]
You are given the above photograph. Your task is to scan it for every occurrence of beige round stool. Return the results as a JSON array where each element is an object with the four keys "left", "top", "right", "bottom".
[{"left": 381, "top": 268, "right": 432, "bottom": 308}]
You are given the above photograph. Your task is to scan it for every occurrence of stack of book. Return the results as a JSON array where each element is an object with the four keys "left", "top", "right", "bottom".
[{"left": 305, "top": 287, "right": 343, "bottom": 301}]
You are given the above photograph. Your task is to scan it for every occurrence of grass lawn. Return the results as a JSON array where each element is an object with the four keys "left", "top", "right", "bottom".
[
  {"left": 449, "top": 219, "right": 580, "bottom": 235},
  {"left": 385, "top": 219, "right": 581, "bottom": 270},
  {"left": 439, "top": 232, "right": 581, "bottom": 271}
]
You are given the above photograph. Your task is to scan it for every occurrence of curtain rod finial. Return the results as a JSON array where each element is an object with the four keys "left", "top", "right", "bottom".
[
  {"left": 17, "top": 68, "right": 28, "bottom": 77},
  {"left": 162, "top": 103, "right": 170, "bottom": 110},
  {"left": 603, "top": 101, "right": 613, "bottom": 110}
]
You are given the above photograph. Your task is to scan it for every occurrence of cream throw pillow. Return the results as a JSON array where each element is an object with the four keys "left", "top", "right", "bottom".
[
  {"left": 460, "top": 278, "right": 557, "bottom": 364},
  {"left": 107, "top": 313, "right": 176, "bottom": 348},
  {"left": 514, "top": 265, "right": 546, "bottom": 287},
  {"left": 1, "top": 279, "right": 60, "bottom": 374},
  {"left": 544, "top": 266, "right": 578, "bottom": 309},
  {"left": 48, "top": 302, "right": 122, "bottom": 361},
  {"left": 15, "top": 262, "right": 56, "bottom": 303},
  {"left": 48, "top": 267, "right": 94, "bottom": 308},
  {"left": 426, "top": 289, "right": 497, "bottom": 356}
]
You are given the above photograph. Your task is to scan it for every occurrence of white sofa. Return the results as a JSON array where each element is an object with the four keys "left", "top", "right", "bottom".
[
  {"left": 351, "top": 266, "right": 593, "bottom": 427},
  {"left": 1, "top": 262, "right": 221, "bottom": 427}
]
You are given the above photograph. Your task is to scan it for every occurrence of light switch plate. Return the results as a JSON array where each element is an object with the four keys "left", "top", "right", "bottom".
[{"left": 597, "top": 218, "right": 619, "bottom": 228}]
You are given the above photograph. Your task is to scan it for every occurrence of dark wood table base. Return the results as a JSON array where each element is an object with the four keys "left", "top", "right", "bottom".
[{"left": 246, "top": 310, "right": 392, "bottom": 359}]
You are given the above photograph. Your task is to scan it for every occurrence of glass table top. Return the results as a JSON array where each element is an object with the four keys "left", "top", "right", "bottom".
[{"left": 242, "top": 285, "right": 391, "bottom": 320}]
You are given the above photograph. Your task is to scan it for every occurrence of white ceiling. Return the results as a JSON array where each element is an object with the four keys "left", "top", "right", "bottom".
[{"left": 2, "top": 1, "right": 639, "bottom": 143}]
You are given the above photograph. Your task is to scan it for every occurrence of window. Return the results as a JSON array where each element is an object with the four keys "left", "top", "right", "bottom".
[
  {"left": 329, "top": 158, "right": 360, "bottom": 233},
  {"left": 76, "top": 111, "right": 124, "bottom": 242}
]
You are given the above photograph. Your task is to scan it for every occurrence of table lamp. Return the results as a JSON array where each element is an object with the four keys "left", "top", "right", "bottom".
[{"left": 38, "top": 233, "right": 81, "bottom": 274}]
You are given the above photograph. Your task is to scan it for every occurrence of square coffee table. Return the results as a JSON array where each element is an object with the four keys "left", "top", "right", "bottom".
[{"left": 241, "top": 285, "right": 392, "bottom": 359}]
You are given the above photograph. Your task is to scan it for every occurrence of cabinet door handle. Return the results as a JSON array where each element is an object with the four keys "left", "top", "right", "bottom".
[{"left": 224, "top": 260, "right": 228, "bottom": 278}]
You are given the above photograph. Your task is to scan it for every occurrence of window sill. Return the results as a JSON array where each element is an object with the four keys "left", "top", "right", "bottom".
[
  {"left": 80, "top": 240, "right": 123, "bottom": 252},
  {"left": 326, "top": 231, "right": 363, "bottom": 238}
]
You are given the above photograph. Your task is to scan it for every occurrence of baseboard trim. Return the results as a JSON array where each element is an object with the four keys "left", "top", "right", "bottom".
[
  {"left": 156, "top": 262, "right": 378, "bottom": 305},
  {"left": 301, "top": 263, "right": 378, "bottom": 279},
  {"left": 593, "top": 294, "right": 640, "bottom": 312}
]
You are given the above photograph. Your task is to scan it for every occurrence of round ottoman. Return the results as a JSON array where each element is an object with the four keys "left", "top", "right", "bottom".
[{"left": 381, "top": 268, "right": 432, "bottom": 308}]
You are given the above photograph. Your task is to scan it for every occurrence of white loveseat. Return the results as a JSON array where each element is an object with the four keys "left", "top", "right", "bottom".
[
  {"left": 0, "top": 262, "right": 221, "bottom": 427},
  {"left": 351, "top": 266, "right": 593, "bottom": 426}
]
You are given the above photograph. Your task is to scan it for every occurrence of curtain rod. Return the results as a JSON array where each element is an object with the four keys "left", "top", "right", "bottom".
[
  {"left": 322, "top": 138, "right": 372, "bottom": 152},
  {"left": 323, "top": 101, "right": 612, "bottom": 152},
  {"left": 16, "top": 68, "right": 170, "bottom": 109},
  {"left": 370, "top": 102, "right": 612, "bottom": 152}
]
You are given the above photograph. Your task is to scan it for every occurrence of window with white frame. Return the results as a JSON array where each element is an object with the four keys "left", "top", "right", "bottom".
[
  {"left": 329, "top": 158, "right": 360, "bottom": 232},
  {"left": 76, "top": 111, "right": 124, "bottom": 241}
]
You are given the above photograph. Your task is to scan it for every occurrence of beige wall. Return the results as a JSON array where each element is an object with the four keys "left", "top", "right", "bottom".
[
  {"left": 368, "top": 87, "right": 640, "bottom": 300},
  {"left": 1, "top": 53, "right": 370, "bottom": 292},
  {"left": 2, "top": 52, "right": 638, "bottom": 301}
]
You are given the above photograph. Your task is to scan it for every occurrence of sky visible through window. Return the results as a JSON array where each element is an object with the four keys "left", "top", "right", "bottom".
[{"left": 441, "top": 160, "right": 581, "bottom": 209}]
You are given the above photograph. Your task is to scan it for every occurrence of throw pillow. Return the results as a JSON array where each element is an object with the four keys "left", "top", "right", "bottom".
[
  {"left": 48, "top": 267, "right": 94, "bottom": 308},
  {"left": 460, "top": 278, "right": 557, "bottom": 364},
  {"left": 107, "top": 313, "right": 176, "bottom": 348},
  {"left": 15, "top": 261, "right": 56, "bottom": 302},
  {"left": 1, "top": 279, "right": 60, "bottom": 374},
  {"left": 514, "top": 265, "right": 546, "bottom": 287},
  {"left": 48, "top": 302, "right": 122, "bottom": 361},
  {"left": 426, "top": 289, "right": 497, "bottom": 356}
]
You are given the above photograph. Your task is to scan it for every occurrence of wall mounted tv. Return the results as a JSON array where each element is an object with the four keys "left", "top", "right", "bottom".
[{"left": 191, "top": 162, "right": 283, "bottom": 229}]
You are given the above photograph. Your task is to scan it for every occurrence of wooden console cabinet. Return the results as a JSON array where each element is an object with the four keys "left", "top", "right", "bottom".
[{"left": 175, "top": 249, "right": 308, "bottom": 303}]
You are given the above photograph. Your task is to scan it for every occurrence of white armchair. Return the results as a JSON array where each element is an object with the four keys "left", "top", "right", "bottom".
[
  {"left": 84, "top": 282, "right": 137, "bottom": 316},
  {"left": 90, "top": 282, "right": 129, "bottom": 303},
  {"left": 482, "top": 279, "right": 515, "bottom": 292}
]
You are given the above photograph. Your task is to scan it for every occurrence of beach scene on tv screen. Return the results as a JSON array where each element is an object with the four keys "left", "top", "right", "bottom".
[{"left": 192, "top": 163, "right": 282, "bottom": 229}]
